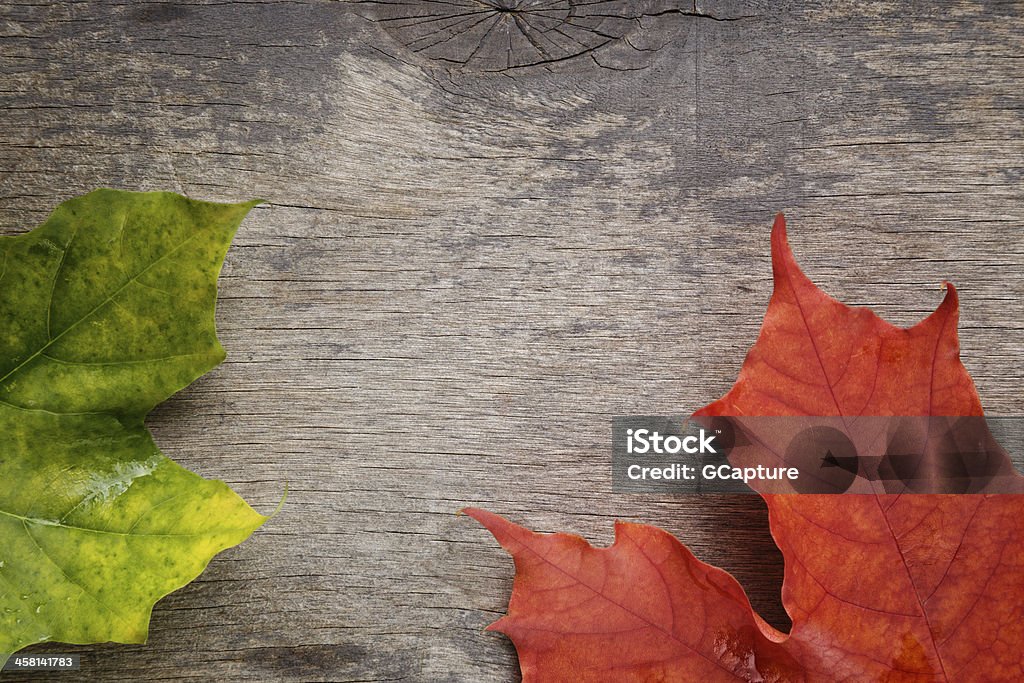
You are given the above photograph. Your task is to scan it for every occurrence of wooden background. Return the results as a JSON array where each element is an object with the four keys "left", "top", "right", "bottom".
[{"left": 1, "top": 1, "right": 1022, "bottom": 680}]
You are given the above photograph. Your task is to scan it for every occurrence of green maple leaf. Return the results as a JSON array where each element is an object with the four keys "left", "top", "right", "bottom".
[{"left": 0, "top": 190, "right": 266, "bottom": 665}]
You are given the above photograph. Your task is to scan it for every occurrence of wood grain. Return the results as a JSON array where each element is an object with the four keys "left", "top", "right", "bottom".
[{"left": 1, "top": 0, "right": 1022, "bottom": 680}]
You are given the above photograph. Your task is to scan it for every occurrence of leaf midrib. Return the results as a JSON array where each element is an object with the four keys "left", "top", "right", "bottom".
[
  {"left": 0, "top": 507, "right": 249, "bottom": 539},
  {"left": 781, "top": 250, "right": 958, "bottom": 681},
  {"left": 0, "top": 231, "right": 201, "bottom": 394}
]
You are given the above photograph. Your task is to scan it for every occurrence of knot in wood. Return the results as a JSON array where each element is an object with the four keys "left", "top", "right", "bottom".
[{"left": 370, "top": 0, "right": 643, "bottom": 72}]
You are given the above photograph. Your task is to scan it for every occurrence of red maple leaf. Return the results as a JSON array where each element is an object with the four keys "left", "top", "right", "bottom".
[{"left": 469, "top": 216, "right": 1024, "bottom": 681}]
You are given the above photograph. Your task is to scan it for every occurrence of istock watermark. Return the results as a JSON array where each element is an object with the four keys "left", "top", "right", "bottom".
[
  {"left": 626, "top": 427, "right": 718, "bottom": 455},
  {"left": 612, "top": 416, "right": 1024, "bottom": 494}
]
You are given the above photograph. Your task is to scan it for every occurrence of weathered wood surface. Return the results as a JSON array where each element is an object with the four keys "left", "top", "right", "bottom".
[{"left": 1, "top": 1, "right": 1023, "bottom": 680}]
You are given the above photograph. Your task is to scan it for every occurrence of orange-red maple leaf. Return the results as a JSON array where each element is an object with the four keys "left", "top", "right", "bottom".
[{"left": 470, "top": 216, "right": 1024, "bottom": 682}]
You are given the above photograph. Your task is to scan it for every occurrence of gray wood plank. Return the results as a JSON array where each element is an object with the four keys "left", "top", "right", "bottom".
[{"left": 1, "top": 0, "right": 1022, "bottom": 680}]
